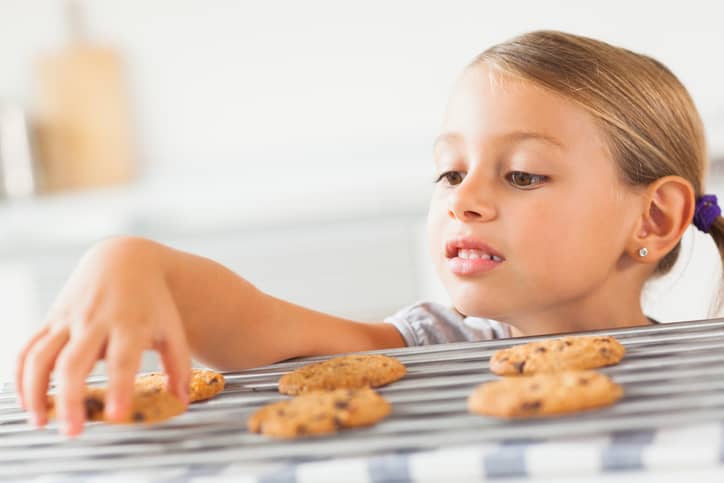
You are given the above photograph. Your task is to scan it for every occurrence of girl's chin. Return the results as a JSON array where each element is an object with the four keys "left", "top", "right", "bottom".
[
  {"left": 447, "top": 297, "right": 501, "bottom": 320},
  {"left": 438, "top": 271, "right": 510, "bottom": 317}
]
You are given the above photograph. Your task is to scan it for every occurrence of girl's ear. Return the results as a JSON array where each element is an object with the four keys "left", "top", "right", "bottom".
[{"left": 628, "top": 175, "right": 695, "bottom": 264}]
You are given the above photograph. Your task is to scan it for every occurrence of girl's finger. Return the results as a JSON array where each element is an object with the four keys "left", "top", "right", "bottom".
[
  {"left": 54, "top": 325, "right": 107, "bottom": 437},
  {"left": 22, "top": 327, "right": 69, "bottom": 427},
  {"left": 156, "top": 322, "right": 191, "bottom": 406},
  {"left": 15, "top": 324, "right": 51, "bottom": 409},
  {"left": 103, "top": 327, "right": 145, "bottom": 422}
]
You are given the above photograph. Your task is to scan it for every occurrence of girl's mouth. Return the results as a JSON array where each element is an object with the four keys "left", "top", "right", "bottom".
[{"left": 445, "top": 239, "right": 505, "bottom": 276}]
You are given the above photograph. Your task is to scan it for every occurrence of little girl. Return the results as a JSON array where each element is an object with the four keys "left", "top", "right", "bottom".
[{"left": 16, "top": 30, "right": 724, "bottom": 436}]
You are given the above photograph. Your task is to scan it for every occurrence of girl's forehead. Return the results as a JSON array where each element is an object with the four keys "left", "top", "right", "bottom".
[{"left": 442, "top": 64, "right": 606, "bottom": 151}]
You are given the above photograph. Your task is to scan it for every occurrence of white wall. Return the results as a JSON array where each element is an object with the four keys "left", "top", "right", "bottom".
[{"left": 1, "top": 1, "right": 724, "bottom": 382}]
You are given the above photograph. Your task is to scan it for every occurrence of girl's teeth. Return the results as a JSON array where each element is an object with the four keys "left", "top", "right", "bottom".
[
  {"left": 457, "top": 249, "right": 501, "bottom": 261},
  {"left": 459, "top": 249, "right": 485, "bottom": 259}
]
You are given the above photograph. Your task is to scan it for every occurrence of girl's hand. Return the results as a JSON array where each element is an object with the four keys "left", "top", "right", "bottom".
[{"left": 14, "top": 237, "right": 191, "bottom": 436}]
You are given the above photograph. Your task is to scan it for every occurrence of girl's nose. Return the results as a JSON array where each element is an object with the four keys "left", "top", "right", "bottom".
[{"left": 447, "top": 177, "right": 497, "bottom": 222}]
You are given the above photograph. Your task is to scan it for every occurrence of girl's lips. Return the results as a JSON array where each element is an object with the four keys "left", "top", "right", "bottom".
[
  {"left": 445, "top": 237, "right": 505, "bottom": 276},
  {"left": 447, "top": 256, "right": 502, "bottom": 275}
]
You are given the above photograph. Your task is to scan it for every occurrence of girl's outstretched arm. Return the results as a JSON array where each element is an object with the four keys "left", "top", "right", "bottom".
[
  {"left": 165, "top": 238, "right": 406, "bottom": 369},
  {"left": 15, "top": 236, "right": 405, "bottom": 436}
]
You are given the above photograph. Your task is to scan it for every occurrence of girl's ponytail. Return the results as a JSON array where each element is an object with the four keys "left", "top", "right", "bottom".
[
  {"left": 704, "top": 216, "right": 724, "bottom": 315},
  {"left": 691, "top": 193, "right": 723, "bottom": 314}
]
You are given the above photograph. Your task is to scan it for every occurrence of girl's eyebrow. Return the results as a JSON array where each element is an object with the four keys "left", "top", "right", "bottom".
[
  {"left": 432, "top": 133, "right": 462, "bottom": 153},
  {"left": 500, "top": 130, "right": 565, "bottom": 149},
  {"left": 432, "top": 130, "right": 565, "bottom": 153}
]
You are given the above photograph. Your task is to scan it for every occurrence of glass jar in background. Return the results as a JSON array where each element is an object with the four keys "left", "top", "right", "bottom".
[{"left": 0, "top": 103, "right": 39, "bottom": 200}]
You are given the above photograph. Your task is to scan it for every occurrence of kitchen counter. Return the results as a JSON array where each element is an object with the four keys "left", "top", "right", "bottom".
[{"left": 0, "top": 168, "right": 433, "bottom": 251}]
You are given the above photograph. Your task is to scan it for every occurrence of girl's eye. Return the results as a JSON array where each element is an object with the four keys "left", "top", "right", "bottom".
[
  {"left": 434, "top": 171, "right": 465, "bottom": 186},
  {"left": 507, "top": 171, "right": 548, "bottom": 188}
]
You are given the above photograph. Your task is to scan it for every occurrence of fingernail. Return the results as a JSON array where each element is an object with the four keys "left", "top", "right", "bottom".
[
  {"left": 28, "top": 412, "right": 39, "bottom": 428},
  {"left": 105, "top": 400, "right": 117, "bottom": 419}
]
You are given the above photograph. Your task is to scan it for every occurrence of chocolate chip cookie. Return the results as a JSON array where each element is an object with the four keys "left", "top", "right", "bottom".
[
  {"left": 248, "top": 387, "right": 391, "bottom": 439},
  {"left": 47, "top": 386, "right": 186, "bottom": 424},
  {"left": 278, "top": 354, "right": 406, "bottom": 395},
  {"left": 490, "top": 335, "right": 625, "bottom": 375},
  {"left": 468, "top": 370, "right": 623, "bottom": 418},
  {"left": 136, "top": 368, "right": 225, "bottom": 402}
]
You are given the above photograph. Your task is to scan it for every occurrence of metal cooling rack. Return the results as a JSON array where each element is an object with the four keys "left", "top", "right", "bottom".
[{"left": 1, "top": 318, "right": 724, "bottom": 479}]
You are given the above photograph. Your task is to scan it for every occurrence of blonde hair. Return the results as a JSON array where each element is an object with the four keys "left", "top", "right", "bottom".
[{"left": 472, "top": 30, "right": 724, "bottom": 305}]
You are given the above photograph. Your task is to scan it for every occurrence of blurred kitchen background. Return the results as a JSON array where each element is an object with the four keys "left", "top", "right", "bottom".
[{"left": 1, "top": 0, "right": 723, "bottom": 382}]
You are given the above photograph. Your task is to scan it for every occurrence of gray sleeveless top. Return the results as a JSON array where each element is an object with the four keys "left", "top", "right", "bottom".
[
  {"left": 385, "top": 301, "right": 661, "bottom": 347},
  {"left": 384, "top": 301, "right": 513, "bottom": 347}
]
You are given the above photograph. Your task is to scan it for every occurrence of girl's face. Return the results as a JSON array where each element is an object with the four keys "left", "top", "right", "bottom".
[{"left": 428, "top": 64, "right": 644, "bottom": 328}]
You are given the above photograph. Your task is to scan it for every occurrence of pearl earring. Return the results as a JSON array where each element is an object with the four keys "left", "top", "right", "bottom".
[{"left": 639, "top": 247, "right": 648, "bottom": 257}]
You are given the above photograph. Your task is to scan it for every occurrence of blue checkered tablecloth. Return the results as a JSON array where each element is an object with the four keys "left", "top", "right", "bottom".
[{"left": 4, "top": 422, "right": 721, "bottom": 482}]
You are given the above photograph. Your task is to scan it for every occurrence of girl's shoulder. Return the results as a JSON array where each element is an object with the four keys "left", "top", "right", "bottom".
[{"left": 384, "top": 301, "right": 512, "bottom": 347}]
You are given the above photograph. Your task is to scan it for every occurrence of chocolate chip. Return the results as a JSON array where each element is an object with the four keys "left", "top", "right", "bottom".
[
  {"left": 84, "top": 397, "right": 104, "bottom": 418},
  {"left": 520, "top": 400, "right": 542, "bottom": 412},
  {"left": 334, "top": 400, "right": 349, "bottom": 409},
  {"left": 535, "top": 347, "right": 547, "bottom": 353},
  {"left": 514, "top": 361, "right": 527, "bottom": 374},
  {"left": 210, "top": 377, "right": 219, "bottom": 383},
  {"left": 565, "top": 340, "right": 573, "bottom": 346},
  {"left": 133, "top": 411, "right": 145, "bottom": 422},
  {"left": 296, "top": 424, "right": 307, "bottom": 435},
  {"left": 276, "top": 409, "right": 286, "bottom": 416},
  {"left": 599, "top": 347, "right": 609, "bottom": 355},
  {"left": 578, "top": 377, "right": 590, "bottom": 385},
  {"left": 333, "top": 417, "right": 344, "bottom": 429}
]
